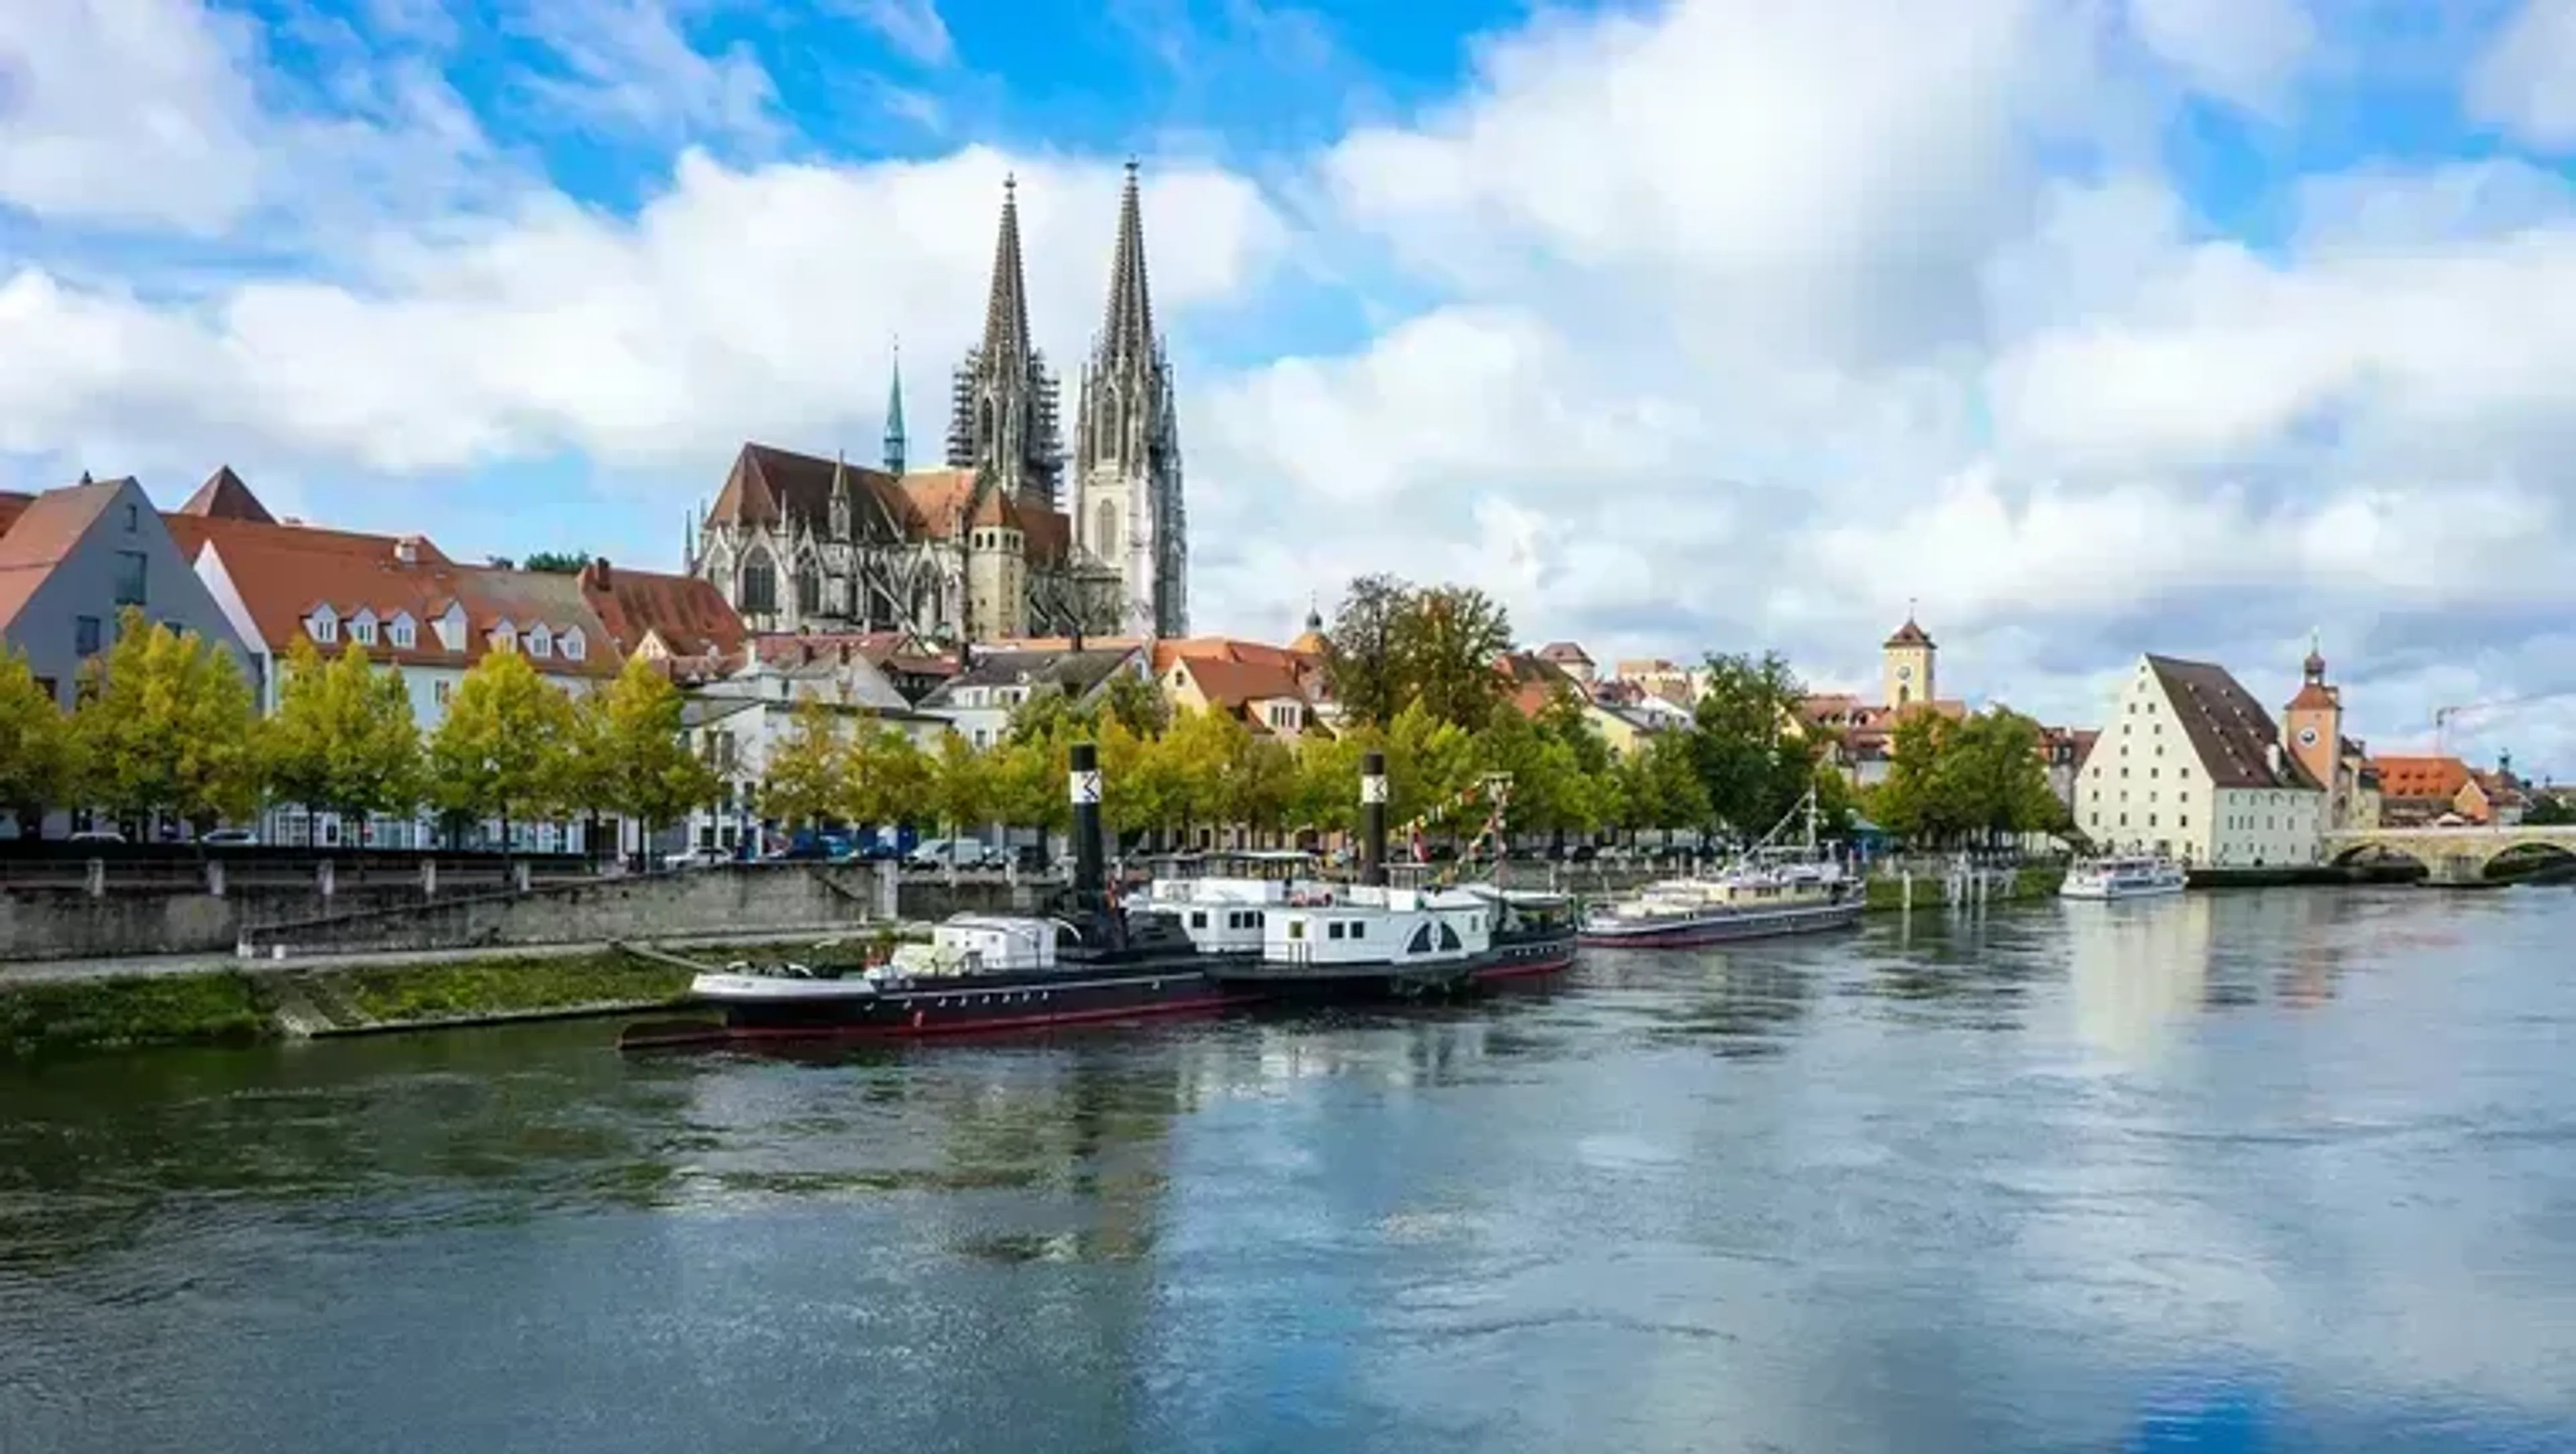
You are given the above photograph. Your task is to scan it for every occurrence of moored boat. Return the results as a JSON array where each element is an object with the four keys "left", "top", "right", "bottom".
[
  {"left": 2058, "top": 852, "right": 2188, "bottom": 901},
  {"left": 620, "top": 742, "right": 1246, "bottom": 1050},
  {"left": 1576, "top": 791, "right": 1862, "bottom": 949},
  {"left": 1201, "top": 754, "right": 1578, "bottom": 997}
]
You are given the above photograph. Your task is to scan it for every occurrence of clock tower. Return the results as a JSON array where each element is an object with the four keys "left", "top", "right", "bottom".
[
  {"left": 2283, "top": 632, "right": 2346, "bottom": 822},
  {"left": 1882, "top": 610, "right": 1936, "bottom": 710}
]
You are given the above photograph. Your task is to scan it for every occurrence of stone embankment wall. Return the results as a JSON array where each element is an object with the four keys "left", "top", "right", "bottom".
[{"left": 0, "top": 858, "right": 1054, "bottom": 962}]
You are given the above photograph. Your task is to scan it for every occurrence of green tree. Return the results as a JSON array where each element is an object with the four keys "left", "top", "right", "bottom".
[
  {"left": 1154, "top": 706, "right": 1245, "bottom": 840},
  {"left": 928, "top": 730, "right": 996, "bottom": 836},
  {"left": 1940, "top": 709, "right": 2065, "bottom": 842},
  {"left": 1287, "top": 730, "right": 1366, "bottom": 838},
  {"left": 578, "top": 655, "right": 718, "bottom": 857},
  {"left": 1320, "top": 574, "right": 1415, "bottom": 729},
  {"left": 1095, "top": 671, "right": 1173, "bottom": 738},
  {"left": 1471, "top": 700, "right": 1586, "bottom": 834},
  {"left": 757, "top": 699, "right": 844, "bottom": 831},
  {"left": 1614, "top": 730, "right": 1713, "bottom": 838},
  {"left": 426, "top": 647, "right": 576, "bottom": 846},
  {"left": 1688, "top": 651, "right": 1815, "bottom": 836},
  {"left": 0, "top": 649, "right": 72, "bottom": 836},
  {"left": 1405, "top": 583, "right": 1513, "bottom": 730},
  {"left": 1234, "top": 736, "right": 1299, "bottom": 841},
  {"left": 520, "top": 551, "right": 590, "bottom": 573},
  {"left": 264, "top": 636, "right": 422, "bottom": 845},
  {"left": 1385, "top": 699, "right": 1477, "bottom": 836},
  {"left": 846, "top": 724, "right": 936, "bottom": 826},
  {"left": 72, "top": 608, "right": 262, "bottom": 832},
  {"left": 2524, "top": 793, "right": 2576, "bottom": 826}
]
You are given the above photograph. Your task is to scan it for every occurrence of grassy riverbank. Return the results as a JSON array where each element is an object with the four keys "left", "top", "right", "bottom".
[
  {"left": 1862, "top": 865, "right": 2066, "bottom": 912},
  {"left": 0, "top": 934, "right": 894, "bottom": 1059}
]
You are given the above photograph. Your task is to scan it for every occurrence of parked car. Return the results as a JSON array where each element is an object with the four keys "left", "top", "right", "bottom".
[
  {"left": 663, "top": 847, "right": 728, "bottom": 871},
  {"left": 200, "top": 828, "right": 258, "bottom": 847},
  {"left": 68, "top": 828, "right": 125, "bottom": 844},
  {"left": 906, "top": 837, "right": 999, "bottom": 871}
]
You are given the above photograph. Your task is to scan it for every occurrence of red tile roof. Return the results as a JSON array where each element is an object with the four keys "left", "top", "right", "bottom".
[
  {"left": 176, "top": 466, "right": 276, "bottom": 523},
  {"left": 578, "top": 557, "right": 743, "bottom": 659},
  {"left": 0, "top": 480, "right": 128, "bottom": 633},
  {"left": 0, "top": 491, "right": 34, "bottom": 540},
  {"left": 202, "top": 528, "right": 620, "bottom": 679},
  {"left": 1884, "top": 616, "right": 1935, "bottom": 649},
  {"left": 2369, "top": 754, "right": 2471, "bottom": 801}
]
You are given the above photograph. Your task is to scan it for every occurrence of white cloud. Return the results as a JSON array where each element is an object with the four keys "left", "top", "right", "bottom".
[
  {"left": 830, "top": 0, "right": 957, "bottom": 69},
  {"left": 2467, "top": 0, "right": 2576, "bottom": 149},
  {"left": 2125, "top": 0, "right": 2316, "bottom": 112},
  {"left": 10, "top": 0, "right": 2576, "bottom": 775}
]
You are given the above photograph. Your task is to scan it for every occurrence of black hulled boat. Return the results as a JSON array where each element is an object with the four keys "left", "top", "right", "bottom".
[{"left": 619, "top": 743, "right": 1252, "bottom": 1050}]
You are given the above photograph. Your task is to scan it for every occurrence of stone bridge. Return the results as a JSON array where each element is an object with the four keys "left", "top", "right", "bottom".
[{"left": 2322, "top": 825, "right": 2576, "bottom": 885}]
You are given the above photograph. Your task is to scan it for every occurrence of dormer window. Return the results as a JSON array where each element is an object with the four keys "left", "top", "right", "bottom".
[
  {"left": 310, "top": 604, "right": 338, "bottom": 645},
  {"left": 352, "top": 609, "right": 378, "bottom": 647},
  {"left": 561, "top": 627, "right": 585, "bottom": 661},
  {"left": 390, "top": 612, "right": 417, "bottom": 649},
  {"left": 528, "top": 624, "right": 553, "bottom": 659},
  {"left": 490, "top": 622, "right": 517, "bottom": 653}
]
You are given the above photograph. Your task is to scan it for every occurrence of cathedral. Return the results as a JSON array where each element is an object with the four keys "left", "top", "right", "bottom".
[{"left": 687, "top": 165, "right": 1189, "bottom": 645}]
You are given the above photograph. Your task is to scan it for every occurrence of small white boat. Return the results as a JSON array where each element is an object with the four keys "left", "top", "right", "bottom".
[
  {"left": 2059, "top": 853, "right": 2188, "bottom": 901},
  {"left": 1577, "top": 790, "right": 1862, "bottom": 949}
]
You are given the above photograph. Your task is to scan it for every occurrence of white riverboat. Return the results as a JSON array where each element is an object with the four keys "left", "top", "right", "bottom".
[
  {"left": 2058, "top": 852, "right": 2188, "bottom": 901},
  {"left": 1576, "top": 791, "right": 1863, "bottom": 949}
]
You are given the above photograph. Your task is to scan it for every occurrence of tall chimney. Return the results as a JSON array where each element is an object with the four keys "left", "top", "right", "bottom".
[
  {"left": 1069, "top": 740, "right": 1105, "bottom": 910},
  {"left": 1359, "top": 750, "right": 1388, "bottom": 887}
]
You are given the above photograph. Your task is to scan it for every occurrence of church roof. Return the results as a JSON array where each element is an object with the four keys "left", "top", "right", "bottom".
[
  {"left": 708, "top": 442, "right": 1073, "bottom": 565},
  {"left": 578, "top": 557, "right": 744, "bottom": 660},
  {"left": 1884, "top": 616, "right": 1934, "bottom": 649}
]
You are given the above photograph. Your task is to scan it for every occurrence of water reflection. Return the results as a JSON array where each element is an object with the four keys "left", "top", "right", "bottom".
[
  {"left": 2063, "top": 894, "right": 2214, "bottom": 1067},
  {"left": 6, "top": 891, "right": 2576, "bottom": 1453}
]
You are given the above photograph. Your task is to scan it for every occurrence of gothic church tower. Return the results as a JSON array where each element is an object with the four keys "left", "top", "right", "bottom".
[
  {"left": 1072, "top": 162, "right": 1188, "bottom": 639},
  {"left": 949, "top": 178, "right": 1065, "bottom": 513}
]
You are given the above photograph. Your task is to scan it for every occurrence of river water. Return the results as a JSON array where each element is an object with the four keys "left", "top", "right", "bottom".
[{"left": 5, "top": 886, "right": 2575, "bottom": 1453}]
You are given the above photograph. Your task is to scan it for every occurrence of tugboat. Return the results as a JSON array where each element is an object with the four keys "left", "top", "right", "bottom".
[
  {"left": 1576, "top": 789, "right": 1862, "bottom": 949},
  {"left": 618, "top": 742, "right": 1250, "bottom": 1050},
  {"left": 1203, "top": 752, "right": 1578, "bottom": 998}
]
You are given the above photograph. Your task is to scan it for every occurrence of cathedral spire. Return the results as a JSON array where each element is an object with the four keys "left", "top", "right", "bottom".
[
  {"left": 883, "top": 339, "right": 907, "bottom": 476},
  {"left": 981, "top": 175, "right": 1034, "bottom": 374},
  {"left": 1098, "top": 160, "right": 1155, "bottom": 371}
]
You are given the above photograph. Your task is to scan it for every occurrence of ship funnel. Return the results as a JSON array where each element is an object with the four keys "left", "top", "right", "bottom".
[
  {"left": 1069, "top": 740, "right": 1106, "bottom": 910},
  {"left": 1359, "top": 750, "right": 1389, "bottom": 887}
]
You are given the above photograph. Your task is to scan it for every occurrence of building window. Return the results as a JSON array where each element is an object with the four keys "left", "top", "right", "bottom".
[
  {"left": 562, "top": 628, "right": 585, "bottom": 661},
  {"left": 311, "top": 610, "right": 337, "bottom": 645},
  {"left": 112, "top": 551, "right": 146, "bottom": 606},
  {"left": 796, "top": 564, "right": 821, "bottom": 616},
  {"left": 741, "top": 553, "right": 777, "bottom": 614},
  {"left": 352, "top": 616, "right": 378, "bottom": 647},
  {"left": 124, "top": 503, "right": 139, "bottom": 532},
  {"left": 390, "top": 616, "right": 415, "bottom": 649},
  {"left": 434, "top": 681, "right": 453, "bottom": 708},
  {"left": 1095, "top": 500, "right": 1120, "bottom": 558},
  {"left": 528, "top": 625, "right": 553, "bottom": 659},
  {"left": 74, "top": 616, "right": 101, "bottom": 657}
]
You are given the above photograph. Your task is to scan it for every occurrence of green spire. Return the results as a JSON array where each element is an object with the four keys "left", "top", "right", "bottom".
[{"left": 883, "top": 339, "right": 907, "bottom": 476}]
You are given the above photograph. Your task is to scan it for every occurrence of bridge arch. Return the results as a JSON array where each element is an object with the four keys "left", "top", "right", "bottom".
[{"left": 2324, "top": 826, "right": 2576, "bottom": 884}]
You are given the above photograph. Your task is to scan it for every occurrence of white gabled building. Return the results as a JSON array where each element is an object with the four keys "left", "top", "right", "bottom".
[{"left": 2075, "top": 654, "right": 2324, "bottom": 867}]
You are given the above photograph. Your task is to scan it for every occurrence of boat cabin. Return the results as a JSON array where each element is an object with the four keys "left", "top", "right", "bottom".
[
  {"left": 1136, "top": 850, "right": 1333, "bottom": 954},
  {"left": 1262, "top": 881, "right": 1495, "bottom": 967},
  {"left": 888, "top": 914, "right": 1059, "bottom": 977}
]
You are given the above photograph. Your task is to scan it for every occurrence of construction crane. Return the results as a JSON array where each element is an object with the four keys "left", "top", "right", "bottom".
[{"left": 2433, "top": 693, "right": 2575, "bottom": 755}]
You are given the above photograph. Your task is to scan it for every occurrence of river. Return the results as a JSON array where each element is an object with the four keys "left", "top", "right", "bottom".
[{"left": 5, "top": 886, "right": 2575, "bottom": 1453}]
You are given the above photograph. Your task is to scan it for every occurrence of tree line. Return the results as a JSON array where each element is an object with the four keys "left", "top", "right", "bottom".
[{"left": 0, "top": 606, "right": 712, "bottom": 846}]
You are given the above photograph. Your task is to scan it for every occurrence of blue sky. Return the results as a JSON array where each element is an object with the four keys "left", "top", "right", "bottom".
[{"left": 9, "top": 0, "right": 2576, "bottom": 773}]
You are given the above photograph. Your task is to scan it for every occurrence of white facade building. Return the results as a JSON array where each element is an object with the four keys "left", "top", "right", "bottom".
[{"left": 2075, "top": 654, "right": 2323, "bottom": 867}]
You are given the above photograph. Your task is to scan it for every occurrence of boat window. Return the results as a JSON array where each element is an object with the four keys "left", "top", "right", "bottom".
[
  {"left": 1289, "top": 921, "right": 1306, "bottom": 940},
  {"left": 1329, "top": 921, "right": 1346, "bottom": 940},
  {"left": 1407, "top": 924, "right": 1435, "bottom": 954},
  {"left": 1438, "top": 923, "right": 1463, "bottom": 952},
  {"left": 1350, "top": 922, "right": 1364, "bottom": 939},
  {"left": 1191, "top": 911, "right": 1208, "bottom": 928}
]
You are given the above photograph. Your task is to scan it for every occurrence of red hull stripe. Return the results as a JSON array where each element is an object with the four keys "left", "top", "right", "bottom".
[{"left": 672, "top": 992, "right": 1252, "bottom": 1048}]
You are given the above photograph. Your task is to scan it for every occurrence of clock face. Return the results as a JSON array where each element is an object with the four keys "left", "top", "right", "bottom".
[
  {"left": 2297, "top": 726, "right": 2319, "bottom": 747},
  {"left": 1895, "top": 664, "right": 1913, "bottom": 681}
]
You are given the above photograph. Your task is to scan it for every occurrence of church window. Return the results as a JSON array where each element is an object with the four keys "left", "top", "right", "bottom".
[
  {"left": 796, "top": 562, "right": 821, "bottom": 616},
  {"left": 1095, "top": 499, "right": 1120, "bottom": 557},
  {"left": 741, "top": 553, "right": 777, "bottom": 614}
]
